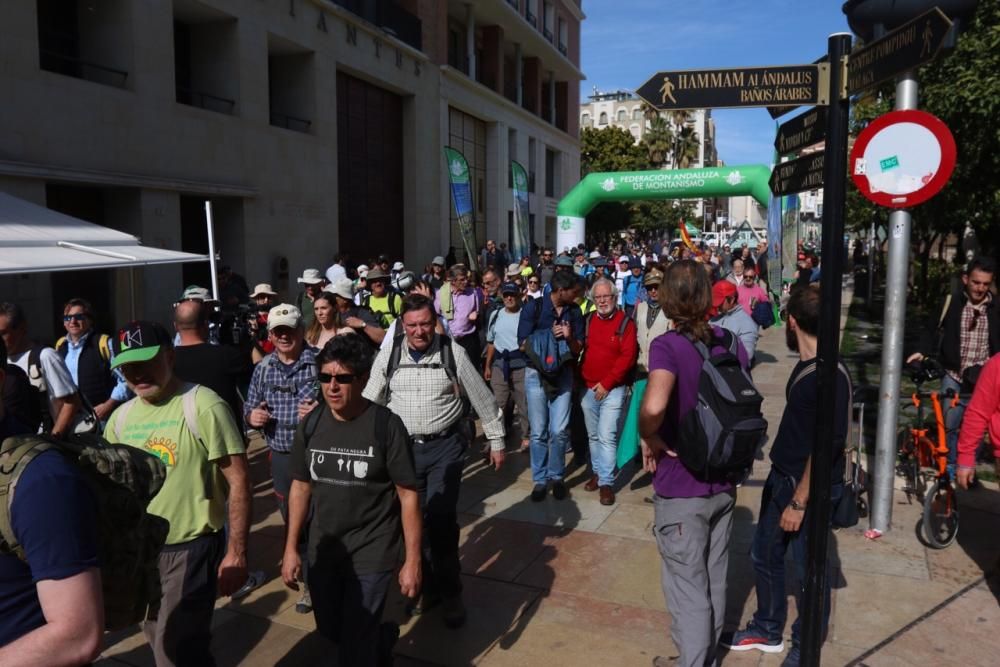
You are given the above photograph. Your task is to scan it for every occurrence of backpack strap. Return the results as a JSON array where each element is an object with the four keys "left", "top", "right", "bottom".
[
  {"left": 0, "top": 437, "right": 58, "bottom": 560},
  {"left": 112, "top": 397, "right": 138, "bottom": 441},
  {"left": 936, "top": 293, "right": 952, "bottom": 330},
  {"left": 55, "top": 336, "right": 67, "bottom": 354},
  {"left": 181, "top": 384, "right": 202, "bottom": 442},
  {"left": 386, "top": 331, "right": 407, "bottom": 385},
  {"left": 27, "top": 346, "right": 45, "bottom": 391},
  {"left": 98, "top": 334, "right": 111, "bottom": 363},
  {"left": 487, "top": 307, "right": 502, "bottom": 341}
]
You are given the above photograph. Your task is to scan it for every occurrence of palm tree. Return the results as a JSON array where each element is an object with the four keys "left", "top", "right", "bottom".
[
  {"left": 644, "top": 115, "right": 673, "bottom": 168},
  {"left": 674, "top": 125, "right": 701, "bottom": 169}
]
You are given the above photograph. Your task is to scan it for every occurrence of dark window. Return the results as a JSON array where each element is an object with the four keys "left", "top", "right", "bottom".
[{"left": 545, "top": 149, "right": 556, "bottom": 197}]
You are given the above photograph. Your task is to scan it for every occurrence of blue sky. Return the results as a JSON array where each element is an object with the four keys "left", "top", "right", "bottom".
[{"left": 581, "top": 0, "right": 852, "bottom": 166}]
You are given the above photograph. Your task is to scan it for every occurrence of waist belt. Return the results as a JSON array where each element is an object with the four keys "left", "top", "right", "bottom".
[{"left": 412, "top": 422, "right": 461, "bottom": 444}]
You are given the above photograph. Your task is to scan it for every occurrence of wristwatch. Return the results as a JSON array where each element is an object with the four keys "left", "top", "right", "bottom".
[{"left": 789, "top": 499, "right": 806, "bottom": 511}]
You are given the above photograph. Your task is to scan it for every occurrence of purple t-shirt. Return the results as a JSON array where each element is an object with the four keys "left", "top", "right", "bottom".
[{"left": 647, "top": 327, "right": 750, "bottom": 498}]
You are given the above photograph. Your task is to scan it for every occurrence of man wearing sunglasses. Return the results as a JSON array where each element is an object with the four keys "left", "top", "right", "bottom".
[
  {"left": 910, "top": 256, "right": 999, "bottom": 477},
  {"left": 282, "top": 335, "right": 421, "bottom": 666},
  {"left": 364, "top": 294, "right": 506, "bottom": 629},
  {"left": 56, "top": 298, "right": 130, "bottom": 425},
  {"left": 536, "top": 248, "right": 556, "bottom": 286}
]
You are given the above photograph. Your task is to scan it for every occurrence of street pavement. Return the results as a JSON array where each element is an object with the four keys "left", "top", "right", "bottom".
[{"left": 98, "top": 289, "right": 1000, "bottom": 666}]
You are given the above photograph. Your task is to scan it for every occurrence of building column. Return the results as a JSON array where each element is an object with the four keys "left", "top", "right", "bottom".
[
  {"left": 548, "top": 70, "right": 556, "bottom": 124},
  {"left": 465, "top": 4, "right": 475, "bottom": 77},
  {"left": 523, "top": 57, "right": 541, "bottom": 115},
  {"left": 514, "top": 43, "right": 523, "bottom": 105}
]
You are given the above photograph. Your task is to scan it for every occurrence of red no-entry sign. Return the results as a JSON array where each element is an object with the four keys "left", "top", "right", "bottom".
[{"left": 850, "top": 109, "right": 956, "bottom": 208}]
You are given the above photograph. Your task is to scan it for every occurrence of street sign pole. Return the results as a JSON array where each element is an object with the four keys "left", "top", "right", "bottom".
[
  {"left": 800, "top": 32, "right": 852, "bottom": 667},
  {"left": 871, "top": 71, "right": 918, "bottom": 536}
]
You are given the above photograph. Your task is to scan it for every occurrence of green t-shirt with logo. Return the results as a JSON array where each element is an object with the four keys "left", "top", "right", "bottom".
[{"left": 109, "top": 384, "right": 246, "bottom": 545}]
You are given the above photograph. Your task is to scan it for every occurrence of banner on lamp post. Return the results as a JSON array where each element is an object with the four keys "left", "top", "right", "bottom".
[
  {"left": 444, "top": 147, "right": 479, "bottom": 271},
  {"left": 510, "top": 161, "right": 531, "bottom": 263}
]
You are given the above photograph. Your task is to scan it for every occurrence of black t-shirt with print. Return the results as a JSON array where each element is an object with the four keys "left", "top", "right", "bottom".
[{"left": 290, "top": 402, "right": 417, "bottom": 574}]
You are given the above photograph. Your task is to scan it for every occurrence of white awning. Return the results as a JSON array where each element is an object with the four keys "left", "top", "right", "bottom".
[{"left": 0, "top": 191, "right": 209, "bottom": 275}]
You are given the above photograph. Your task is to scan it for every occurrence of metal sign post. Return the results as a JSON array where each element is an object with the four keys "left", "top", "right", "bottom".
[
  {"left": 204, "top": 201, "right": 220, "bottom": 302},
  {"left": 799, "top": 32, "right": 853, "bottom": 667}
]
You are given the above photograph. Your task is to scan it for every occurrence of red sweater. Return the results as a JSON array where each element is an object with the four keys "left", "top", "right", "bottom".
[
  {"left": 957, "top": 352, "right": 1000, "bottom": 468},
  {"left": 581, "top": 310, "right": 639, "bottom": 390}
]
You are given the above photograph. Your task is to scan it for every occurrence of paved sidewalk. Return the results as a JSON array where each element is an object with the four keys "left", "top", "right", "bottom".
[{"left": 98, "top": 297, "right": 1000, "bottom": 666}]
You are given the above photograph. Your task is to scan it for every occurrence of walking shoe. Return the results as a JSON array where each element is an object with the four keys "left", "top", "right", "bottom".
[
  {"left": 442, "top": 595, "right": 467, "bottom": 629},
  {"left": 530, "top": 484, "right": 547, "bottom": 502},
  {"left": 719, "top": 624, "right": 784, "bottom": 653},
  {"left": 584, "top": 475, "right": 599, "bottom": 492},
  {"left": 780, "top": 643, "right": 800, "bottom": 666},
  {"left": 231, "top": 569, "right": 266, "bottom": 601},
  {"left": 599, "top": 485, "right": 615, "bottom": 506},
  {"left": 405, "top": 591, "right": 441, "bottom": 616},
  {"left": 551, "top": 480, "right": 568, "bottom": 500},
  {"left": 295, "top": 589, "right": 313, "bottom": 614}
]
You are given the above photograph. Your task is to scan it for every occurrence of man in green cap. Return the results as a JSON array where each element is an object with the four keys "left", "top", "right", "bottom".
[{"left": 107, "top": 320, "right": 252, "bottom": 667}]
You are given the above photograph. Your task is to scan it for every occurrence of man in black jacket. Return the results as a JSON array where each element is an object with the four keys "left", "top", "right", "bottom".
[{"left": 910, "top": 256, "right": 998, "bottom": 474}]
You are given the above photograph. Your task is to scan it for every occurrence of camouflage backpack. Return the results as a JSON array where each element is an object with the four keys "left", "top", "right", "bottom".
[{"left": 0, "top": 432, "right": 169, "bottom": 631}]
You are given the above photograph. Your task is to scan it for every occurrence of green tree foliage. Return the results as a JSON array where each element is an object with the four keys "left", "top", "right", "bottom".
[
  {"left": 919, "top": 0, "right": 1000, "bottom": 258},
  {"left": 645, "top": 116, "right": 673, "bottom": 168},
  {"left": 580, "top": 125, "right": 647, "bottom": 174}
]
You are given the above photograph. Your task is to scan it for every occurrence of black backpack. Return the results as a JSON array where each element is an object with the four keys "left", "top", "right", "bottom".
[
  {"left": 2, "top": 363, "right": 43, "bottom": 433},
  {"left": 673, "top": 330, "right": 768, "bottom": 481}
]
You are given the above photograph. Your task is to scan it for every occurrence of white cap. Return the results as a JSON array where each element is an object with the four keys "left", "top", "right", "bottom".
[
  {"left": 249, "top": 283, "right": 277, "bottom": 297},
  {"left": 329, "top": 278, "right": 355, "bottom": 301},
  {"left": 392, "top": 261, "right": 405, "bottom": 271},
  {"left": 267, "top": 304, "right": 303, "bottom": 330}
]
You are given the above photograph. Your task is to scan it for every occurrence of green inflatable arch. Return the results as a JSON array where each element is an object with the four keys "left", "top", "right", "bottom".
[{"left": 555, "top": 164, "right": 772, "bottom": 250}]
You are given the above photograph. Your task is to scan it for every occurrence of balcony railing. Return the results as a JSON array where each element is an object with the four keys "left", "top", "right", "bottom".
[
  {"left": 332, "top": 0, "right": 422, "bottom": 51},
  {"left": 270, "top": 111, "right": 312, "bottom": 133},
  {"left": 505, "top": 0, "right": 519, "bottom": 9},
  {"left": 525, "top": 11, "right": 536, "bottom": 27},
  {"left": 39, "top": 49, "right": 129, "bottom": 88},
  {"left": 543, "top": 27, "right": 553, "bottom": 42},
  {"left": 176, "top": 85, "right": 235, "bottom": 114},
  {"left": 558, "top": 42, "right": 567, "bottom": 56}
]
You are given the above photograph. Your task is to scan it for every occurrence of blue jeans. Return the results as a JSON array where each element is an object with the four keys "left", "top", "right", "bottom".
[
  {"left": 942, "top": 374, "right": 966, "bottom": 474},
  {"left": 524, "top": 366, "right": 573, "bottom": 484},
  {"left": 750, "top": 468, "right": 840, "bottom": 646},
  {"left": 580, "top": 384, "right": 627, "bottom": 487}
]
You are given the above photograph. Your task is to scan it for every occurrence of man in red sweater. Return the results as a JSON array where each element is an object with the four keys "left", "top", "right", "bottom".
[
  {"left": 580, "top": 278, "right": 638, "bottom": 505},
  {"left": 956, "top": 351, "right": 1000, "bottom": 489}
]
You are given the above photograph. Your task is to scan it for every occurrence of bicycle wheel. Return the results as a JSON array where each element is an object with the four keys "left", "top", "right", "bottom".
[{"left": 922, "top": 478, "right": 959, "bottom": 549}]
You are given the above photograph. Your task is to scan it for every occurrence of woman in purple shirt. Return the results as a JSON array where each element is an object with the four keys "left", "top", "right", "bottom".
[{"left": 639, "top": 260, "right": 749, "bottom": 667}]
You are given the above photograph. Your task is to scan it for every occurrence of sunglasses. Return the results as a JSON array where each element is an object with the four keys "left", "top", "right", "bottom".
[
  {"left": 318, "top": 372, "right": 357, "bottom": 385},
  {"left": 63, "top": 314, "right": 88, "bottom": 322},
  {"left": 970, "top": 309, "right": 982, "bottom": 331},
  {"left": 528, "top": 280, "right": 540, "bottom": 285}
]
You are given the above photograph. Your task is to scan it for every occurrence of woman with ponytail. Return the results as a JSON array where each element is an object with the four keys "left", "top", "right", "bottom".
[{"left": 638, "top": 259, "right": 750, "bottom": 667}]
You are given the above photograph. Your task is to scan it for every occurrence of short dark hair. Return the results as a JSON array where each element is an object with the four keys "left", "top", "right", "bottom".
[
  {"left": 400, "top": 294, "right": 436, "bottom": 320},
  {"left": 63, "top": 298, "right": 94, "bottom": 318},
  {"left": 316, "top": 333, "right": 375, "bottom": 377},
  {"left": 787, "top": 284, "right": 820, "bottom": 336},
  {"left": 0, "top": 302, "right": 26, "bottom": 330},
  {"left": 967, "top": 255, "right": 996, "bottom": 277},
  {"left": 550, "top": 270, "right": 576, "bottom": 292}
]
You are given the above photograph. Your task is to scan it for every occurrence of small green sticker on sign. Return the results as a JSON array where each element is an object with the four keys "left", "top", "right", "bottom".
[{"left": 880, "top": 155, "right": 900, "bottom": 171}]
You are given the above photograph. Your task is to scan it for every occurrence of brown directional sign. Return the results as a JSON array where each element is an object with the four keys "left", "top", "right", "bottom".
[
  {"left": 846, "top": 7, "right": 953, "bottom": 96},
  {"left": 775, "top": 107, "right": 828, "bottom": 156},
  {"left": 769, "top": 152, "right": 825, "bottom": 196},
  {"left": 636, "top": 64, "right": 828, "bottom": 111},
  {"left": 768, "top": 56, "right": 829, "bottom": 118}
]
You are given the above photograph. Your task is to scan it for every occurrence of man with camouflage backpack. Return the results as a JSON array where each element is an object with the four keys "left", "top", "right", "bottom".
[
  {"left": 108, "top": 320, "right": 252, "bottom": 666},
  {"left": 0, "top": 338, "right": 106, "bottom": 665}
]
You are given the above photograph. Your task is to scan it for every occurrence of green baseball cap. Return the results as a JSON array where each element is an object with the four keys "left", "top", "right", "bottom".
[{"left": 110, "top": 321, "right": 172, "bottom": 369}]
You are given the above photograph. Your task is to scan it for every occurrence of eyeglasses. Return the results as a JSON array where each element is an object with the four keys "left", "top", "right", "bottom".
[
  {"left": 63, "top": 314, "right": 88, "bottom": 322},
  {"left": 502, "top": 293, "right": 518, "bottom": 298},
  {"left": 318, "top": 372, "right": 357, "bottom": 385},
  {"left": 528, "top": 280, "right": 540, "bottom": 285},
  {"left": 744, "top": 276, "right": 756, "bottom": 282},
  {"left": 970, "top": 309, "right": 982, "bottom": 331},
  {"left": 542, "top": 253, "right": 553, "bottom": 258}
]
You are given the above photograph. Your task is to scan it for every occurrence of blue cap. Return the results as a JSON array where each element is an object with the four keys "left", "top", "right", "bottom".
[{"left": 500, "top": 281, "right": 520, "bottom": 294}]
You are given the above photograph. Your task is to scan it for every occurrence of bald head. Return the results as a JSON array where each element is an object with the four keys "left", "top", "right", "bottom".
[{"left": 174, "top": 300, "right": 206, "bottom": 332}]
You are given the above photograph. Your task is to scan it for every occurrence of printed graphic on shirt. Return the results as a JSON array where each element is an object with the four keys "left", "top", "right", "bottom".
[
  {"left": 146, "top": 436, "right": 178, "bottom": 467},
  {"left": 119, "top": 418, "right": 183, "bottom": 468},
  {"left": 309, "top": 444, "right": 376, "bottom": 486}
]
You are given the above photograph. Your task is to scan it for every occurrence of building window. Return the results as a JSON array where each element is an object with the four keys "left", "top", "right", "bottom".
[
  {"left": 542, "top": 2, "right": 554, "bottom": 41},
  {"left": 632, "top": 107, "right": 643, "bottom": 121},
  {"left": 267, "top": 35, "right": 314, "bottom": 133},
  {"left": 526, "top": 0, "right": 538, "bottom": 26},
  {"left": 37, "top": 0, "right": 131, "bottom": 88},
  {"left": 598, "top": 112, "right": 608, "bottom": 125},
  {"left": 449, "top": 107, "right": 488, "bottom": 260},
  {"left": 173, "top": 6, "right": 239, "bottom": 115},
  {"left": 545, "top": 148, "right": 559, "bottom": 198},
  {"left": 528, "top": 138, "right": 537, "bottom": 193},
  {"left": 616, "top": 109, "right": 626, "bottom": 123},
  {"left": 581, "top": 113, "right": 591, "bottom": 127},
  {"left": 558, "top": 17, "right": 568, "bottom": 55}
]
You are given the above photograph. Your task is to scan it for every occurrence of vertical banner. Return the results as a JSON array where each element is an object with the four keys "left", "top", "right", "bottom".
[
  {"left": 781, "top": 193, "right": 799, "bottom": 284},
  {"left": 510, "top": 161, "right": 531, "bottom": 263},
  {"left": 444, "top": 146, "right": 479, "bottom": 271},
  {"left": 766, "top": 191, "right": 782, "bottom": 295}
]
